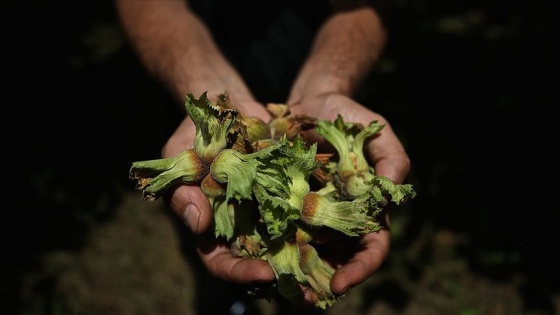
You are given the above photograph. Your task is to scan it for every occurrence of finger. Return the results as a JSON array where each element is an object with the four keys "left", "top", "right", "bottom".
[
  {"left": 160, "top": 117, "right": 214, "bottom": 234},
  {"left": 162, "top": 118, "right": 196, "bottom": 157},
  {"left": 337, "top": 103, "right": 411, "bottom": 184},
  {"left": 163, "top": 184, "right": 212, "bottom": 234},
  {"left": 366, "top": 121, "right": 411, "bottom": 184},
  {"left": 330, "top": 228, "right": 390, "bottom": 295},
  {"left": 334, "top": 100, "right": 411, "bottom": 184},
  {"left": 197, "top": 236, "right": 276, "bottom": 285},
  {"left": 296, "top": 97, "right": 411, "bottom": 184}
]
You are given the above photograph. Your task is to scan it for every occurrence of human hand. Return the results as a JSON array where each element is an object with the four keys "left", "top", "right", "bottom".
[
  {"left": 291, "top": 92, "right": 411, "bottom": 185},
  {"left": 289, "top": 92, "right": 411, "bottom": 298},
  {"left": 161, "top": 97, "right": 275, "bottom": 285},
  {"left": 160, "top": 91, "right": 410, "bottom": 303}
]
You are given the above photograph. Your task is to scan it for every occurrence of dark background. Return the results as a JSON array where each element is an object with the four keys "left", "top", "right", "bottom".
[{"left": 2, "top": 1, "right": 555, "bottom": 314}]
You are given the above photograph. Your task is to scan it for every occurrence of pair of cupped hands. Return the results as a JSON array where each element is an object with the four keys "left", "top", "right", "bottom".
[{"left": 161, "top": 91, "right": 410, "bottom": 305}]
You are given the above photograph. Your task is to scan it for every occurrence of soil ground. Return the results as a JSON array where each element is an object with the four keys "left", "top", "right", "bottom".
[{"left": 19, "top": 191, "right": 559, "bottom": 315}]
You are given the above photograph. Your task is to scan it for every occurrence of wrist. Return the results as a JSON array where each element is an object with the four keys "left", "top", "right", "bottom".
[{"left": 288, "top": 74, "right": 353, "bottom": 106}]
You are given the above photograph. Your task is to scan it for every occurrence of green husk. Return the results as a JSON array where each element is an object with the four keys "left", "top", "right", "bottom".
[{"left": 129, "top": 91, "right": 417, "bottom": 309}]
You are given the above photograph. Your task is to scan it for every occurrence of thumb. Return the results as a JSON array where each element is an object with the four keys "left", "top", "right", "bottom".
[{"left": 164, "top": 184, "right": 213, "bottom": 234}]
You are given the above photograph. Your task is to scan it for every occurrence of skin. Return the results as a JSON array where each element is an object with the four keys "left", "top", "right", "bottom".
[{"left": 116, "top": 0, "right": 410, "bottom": 306}]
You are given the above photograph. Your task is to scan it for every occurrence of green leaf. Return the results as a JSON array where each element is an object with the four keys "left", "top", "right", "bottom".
[
  {"left": 210, "top": 195, "right": 235, "bottom": 240},
  {"left": 253, "top": 184, "right": 300, "bottom": 239},
  {"left": 299, "top": 244, "right": 338, "bottom": 309},
  {"left": 371, "top": 175, "right": 417, "bottom": 205},
  {"left": 211, "top": 149, "right": 259, "bottom": 202},
  {"left": 266, "top": 236, "right": 309, "bottom": 304}
]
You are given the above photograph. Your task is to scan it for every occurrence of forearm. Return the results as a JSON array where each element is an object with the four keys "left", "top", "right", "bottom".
[
  {"left": 116, "top": 0, "right": 254, "bottom": 106},
  {"left": 287, "top": 6, "right": 386, "bottom": 104}
]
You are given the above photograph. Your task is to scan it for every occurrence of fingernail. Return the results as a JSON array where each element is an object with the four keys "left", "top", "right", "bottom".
[{"left": 182, "top": 204, "right": 200, "bottom": 233}]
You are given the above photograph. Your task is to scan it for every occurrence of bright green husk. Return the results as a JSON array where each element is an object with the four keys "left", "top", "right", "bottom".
[
  {"left": 186, "top": 92, "right": 238, "bottom": 163},
  {"left": 253, "top": 184, "right": 299, "bottom": 240},
  {"left": 252, "top": 136, "right": 322, "bottom": 239},
  {"left": 211, "top": 135, "right": 323, "bottom": 240},
  {"left": 301, "top": 192, "right": 382, "bottom": 236},
  {"left": 209, "top": 195, "right": 236, "bottom": 239},
  {"left": 279, "top": 137, "right": 322, "bottom": 210},
  {"left": 371, "top": 175, "right": 417, "bottom": 205},
  {"left": 129, "top": 149, "right": 208, "bottom": 201},
  {"left": 266, "top": 232, "right": 309, "bottom": 304},
  {"left": 130, "top": 93, "right": 417, "bottom": 310},
  {"left": 299, "top": 244, "right": 338, "bottom": 309},
  {"left": 316, "top": 115, "right": 384, "bottom": 199},
  {"left": 210, "top": 143, "right": 282, "bottom": 201}
]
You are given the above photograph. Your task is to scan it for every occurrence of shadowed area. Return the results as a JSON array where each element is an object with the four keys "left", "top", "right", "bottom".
[{"left": 2, "top": 1, "right": 556, "bottom": 314}]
